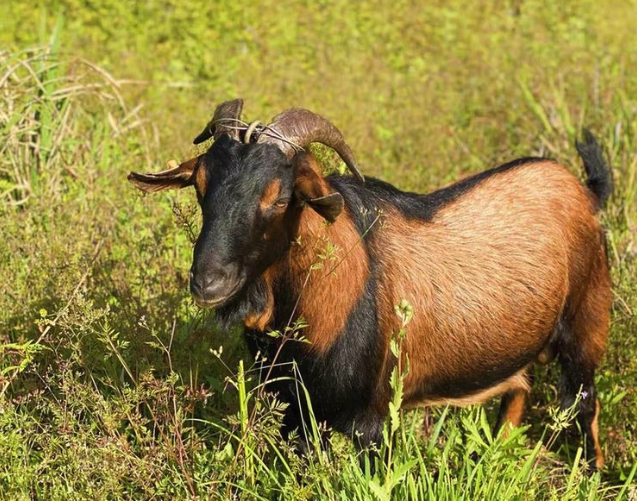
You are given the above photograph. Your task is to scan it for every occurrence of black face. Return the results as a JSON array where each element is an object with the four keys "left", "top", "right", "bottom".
[{"left": 189, "top": 135, "right": 296, "bottom": 308}]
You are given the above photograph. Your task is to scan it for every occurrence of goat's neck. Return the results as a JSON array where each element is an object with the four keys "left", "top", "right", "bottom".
[{"left": 247, "top": 208, "right": 370, "bottom": 353}]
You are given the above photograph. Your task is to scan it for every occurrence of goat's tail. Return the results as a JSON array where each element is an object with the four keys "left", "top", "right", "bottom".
[{"left": 575, "top": 129, "right": 613, "bottom": 210}]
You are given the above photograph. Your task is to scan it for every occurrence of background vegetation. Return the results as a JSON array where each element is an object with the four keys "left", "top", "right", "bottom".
[{"left": 1, "top": 0, "right": 636, "bottom": 499}]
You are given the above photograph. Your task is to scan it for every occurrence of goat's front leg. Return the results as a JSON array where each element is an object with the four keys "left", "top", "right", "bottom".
[{"left": 347, "top": 410, "right": 385, "bottom": 470}]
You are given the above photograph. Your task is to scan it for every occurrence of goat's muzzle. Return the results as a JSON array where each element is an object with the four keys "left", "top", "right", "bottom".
[{"left": 189, "top": 266, "right": 243, "bottom": 308}]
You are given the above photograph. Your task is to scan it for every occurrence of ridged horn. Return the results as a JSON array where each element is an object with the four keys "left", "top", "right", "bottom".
[
  {"left": 193, "top": 99, "right": 244, "bottom": 144},
  {"left": 257, "top": 108, "right": 364, "bottom": 182}
]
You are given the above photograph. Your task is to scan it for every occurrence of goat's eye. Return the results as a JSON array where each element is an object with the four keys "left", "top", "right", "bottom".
[{"left": 274, "top": 199, "right": 289, "bottom": 209}]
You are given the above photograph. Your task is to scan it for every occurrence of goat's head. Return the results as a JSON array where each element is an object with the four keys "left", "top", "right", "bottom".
[{"left": 128, "top": 99, "right": 363, "bottom": 308}]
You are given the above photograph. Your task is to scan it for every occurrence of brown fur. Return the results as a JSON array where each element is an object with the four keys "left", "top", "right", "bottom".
[
  {"left": 260, "top": 179, "right": 282, "bottom": 211},
  {"left": 280, "top": 156, "right": 370, "bottom": 353},
  {"left": 247, "top": 154, "right": 369, "bottom": 354},
  {"left": 372, "top": 162, "right": 605, "bottom": 408},
  {"left": 202, "top": 153, "right": 608, "bottom": 464},
  {"left": 568, "top": 247, "right": 612, "bottom": 370},
  {"left": 285, "top": 207, "right": 370, "bottom": 353},
  {"left": 244, "top": 205, "right": 369, "bottom": 354},
  {"left": 194, "top": 160, "right": 208, "bottom": 197},
  {"left": 244, "top": 266, "right": 277, "bottom": 331},
  {"left": 497, "top": 388, "right": 529, "bottom": 432},
  {"left": 591, "top": 400, "right": 604, "bottom": 469}
]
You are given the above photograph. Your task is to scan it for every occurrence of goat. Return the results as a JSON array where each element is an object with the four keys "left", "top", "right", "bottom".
[{"left": 128, "top": 99, "right": 612, "bottom": 469}]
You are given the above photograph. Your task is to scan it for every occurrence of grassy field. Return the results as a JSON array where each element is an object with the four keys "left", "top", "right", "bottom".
[{"left": 1, "top": 0, "right": 636, "bottom": 499}]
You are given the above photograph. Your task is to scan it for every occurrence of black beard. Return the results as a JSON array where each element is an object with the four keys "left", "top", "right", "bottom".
[{"left": 214, "top": 276, "right": 270, "bottom": 330}]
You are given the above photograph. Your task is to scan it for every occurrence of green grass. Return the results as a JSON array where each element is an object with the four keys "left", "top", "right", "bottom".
[{"left": 1, "top": 0, "right": 636, "bottom": 499}]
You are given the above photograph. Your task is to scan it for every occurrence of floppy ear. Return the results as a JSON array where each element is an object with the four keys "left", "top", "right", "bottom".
[
  {"left": 294, "top": 154, "right": 344, "bottom": 223},
  {"left": 128, "top": 157, "right": 200, "bottom": 193}
]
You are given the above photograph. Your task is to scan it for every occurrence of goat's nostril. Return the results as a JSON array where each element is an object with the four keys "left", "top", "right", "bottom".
[
  {"left": 189, "top": 276, "right": 202, "bottom": 296},
  {"left": 190, "top": 273, "right": 229, "bottom": 300},
  {"left": 189, "top": 263, "right": 239, "bottom": 304}
]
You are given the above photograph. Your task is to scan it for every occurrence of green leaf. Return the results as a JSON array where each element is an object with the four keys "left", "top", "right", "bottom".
[{"left": 369, "top": 480, "right": 390, "bottom": 501}]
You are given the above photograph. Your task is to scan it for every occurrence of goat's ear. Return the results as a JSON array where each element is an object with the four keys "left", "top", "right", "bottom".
[
  {"left": 128, "top": 157, "right": 199, "bottom": 193},
  {"left": 294, "top": 154, "right": 344, "bottom": 223}
]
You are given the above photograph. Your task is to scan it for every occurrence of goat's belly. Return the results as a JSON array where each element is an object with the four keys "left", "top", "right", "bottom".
[
  {"left": 396, "top": 285, "right": 563, "bottom": 406},
  {"left": 404, "top": 368, "right": 531, "bottom": 409},
  {"left": 384, "top": 256, "right": 567, "bottom": 407},
  {"left": 400, "top": 331, "right": 548, "bottom": 409}
]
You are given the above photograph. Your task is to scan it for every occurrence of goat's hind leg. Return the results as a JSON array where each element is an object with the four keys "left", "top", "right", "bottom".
[
  {"left": 557, "top": 262, "right": 611, "bottom": 471},
  {"left": 557, "top": 349, "right": 604, "bottom": 471},
  {"left": 495, "top": 386, "right": 529, "bottom": 436},
  {"left": 492, "top": 365, "right": 534, "bottom": 437}
]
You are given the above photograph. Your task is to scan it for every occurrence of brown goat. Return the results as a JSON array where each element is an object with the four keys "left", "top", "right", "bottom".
[{"left": 129, "top": 100, "right": 612, "bottom": 469}]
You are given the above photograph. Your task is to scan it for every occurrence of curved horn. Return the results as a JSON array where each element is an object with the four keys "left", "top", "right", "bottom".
[
  {"left": 257, "top": 108, "right": 364, "bottom": 182},
  {"left": 193, "top": 99, "right": 244, "bottom": 144}
]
